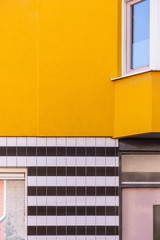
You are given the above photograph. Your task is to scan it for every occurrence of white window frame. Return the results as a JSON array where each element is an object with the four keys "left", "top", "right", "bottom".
[{"left": 122, "top": 0, "right": 160, "bottom": 76}]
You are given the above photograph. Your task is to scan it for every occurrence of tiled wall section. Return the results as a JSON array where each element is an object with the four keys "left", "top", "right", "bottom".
[{"left": 0, "top": 137, "right": 119, "bottom": 240}]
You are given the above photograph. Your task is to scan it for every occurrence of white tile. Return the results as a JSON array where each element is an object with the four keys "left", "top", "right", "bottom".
[
  {"left": 76, "top": 177, "right": 85, "bottom": 186},
  {"left": 66, "top": 237, "right": 76, "bottom": 240},
  {"left": 7, "top": 137, "right": 16, "bottom": 146},
  {"left": 76, "top": 216, "right": 86, "bottom": 225},
  {"left": 95, "top": 216, "right": 105, "bottom": 225},
  {"left": 86, "top": 216, "right": 96, "bottom": 225},
  {"left": 66, "top": 216, "right": 76, "bottom": 225},
  {"left": 47, "top": 177, "right": 56, "bottom": 186},
  {"left": 106, "top": 138, "right": 116, "bottom": 147},
  {"left": 86, "top": 196, "right": 96, "bottom": 205},
  {"left": 28, "top": 237, "right": 37, "bottom": 240},
  {"left": 28, "top": 176, "right": 37, "bottom": 186},
  {"left": 96, "top": 138, "right": 106, "bottom": 146},
  {"left": 67, "top": 177, "right": 76, "bottom": 186},
  {"left": 86, "top": 177, "right": 96, "bottom": 186},
  {"left": 37, "top": 177, "right": 47, "bottom": 186},
  {"left": 76, "top": 157, "right": 85, "bottom": 166},
  {"left": 47, "top": 157, "right": 57, "bottom": 166},
  {"left": 7, "top": 157, "right": 16, "bottom": 167},
  {"left": 105, "top": 196, "right": 119, "bottom": 206},
  {"left": 67, "top": 138, "right": 76, "bottom": 146},
  {"left": 105, "top": 157, "right": 118, "bottom": 166},
  {"left": 96, "top": 157, "right": 106, "bottom": 166},
  {"left": 86, "top": 138, "right": 96, "bottom": 146},
  {"left": 47, "top": 216, "right": 56, "bottom": 225},
  {"left": 37, "top": 157, "right": 47, "bottom": 166},
  {"left": 66, "top": 157, "right": 76, "bottom": 166},
  {"left": 37, "top": 216, "right": 47, "bottom": 225},
  {"left": 76, "top": 138, "right": 86, "bottom": 146},
  {"left": 47, "top": 197, "right": 57, "bottom": 206},
  {"left": 0, "top": 138, "right": 6, "bottom": 146},
  {"left": 57, "top": 157, "right": 66, "bottom": 166},
  {"left": 57, "top": 138, "right": 66, "bottom": 146},
  {"left": 57, "top": 177, "right": 66, "bottom": 186},
  {"left": 0, "top": 157, "right": 7, "bottom": 167},
  {"left": 86, "top": 157, "right": 95, "bottom": 166},
  {"left": 28, "top": 196, "right": 37, "bottom": 206},
  {"left": 17, "top": 157, "right": 26, "bottom": 167},
  {"left": 37, "top": 138, "right": 47, "bottom": 146},
  {"left": 106, "top": 216, "right": 119, "bottom": 225},
  {"left": 57, "top": 216, "right": 66, "bottom": 225},
  {"left": 37, "top": 237, "right": 47, "bottom": 240},
  {"left": 47, "top": 237, "right": 57, "bottom": 240},
  {"left": 27, "top": 137, "right": 37, "bottom": 146},
  {"left": 26, "top": 157, "right": 37, "bottom": 166},
  {"left": 37, "top": 196, "right": 47, "bottom": 205},
  {"left": 28, "top": 216, "right": 37, "bottom": 225},
  {"left": 67, "top": 196, "right": 76, "bottom": 205},
  {"left": 17, "top": 137, "right": 27, "bottom": 146},
  {"left": 47, "top": 138, "right": 57, "bottom": 146}
]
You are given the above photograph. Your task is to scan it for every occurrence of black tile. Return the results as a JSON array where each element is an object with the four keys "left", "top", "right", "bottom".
[
  {"left": 28, "top": 206, "right": 37, "bottom": 216},
  {"left": 17, "top": 147, "right": 26, "bottom": 156},
  {"left": 47, "top": 226, "right": 56, "bottom": 235},
  {"left": 106, "top": 167, "right": 118, "bottom": 176},
  {"left": 7, "top": 147, "right": 16, "bottom": 156},
  {"left": 77, "top": 187, "right": 85, "bottom": 196},
  {"left": 67, "top": 147, "right": 76, "bottom": 156},
  {"left": 67, "top": 167, "right": 76, "bottom": 176},
  {"left": 77, "top": 226, "right": 85, "bottom": 235},
  {"left": 47, "top": 187, "right": 56, "bottom": 196},
  {"left": 106, "top": 206, "right": 118, "bottom": 216},
  {"left": 37, "top": 147, "right": 46, "bottom": 156},
  {"left": 96, "top": 226, "right": 105, "bottom": 235},
  {"left": 106, "top": 226, "right": 118, "bottom": 235},
  {"left": 67, "top": 206, "right": 76, "bottom": 215},
  {"left": 37, "top": 206, "right": 46, "bottom": 215},
  {"left": 106, "top": 187, "right": 118, "bottom": 196},
  {"left": 77, "top": 147, "right": 85, "bottom": 156},
  {"left": 96, "top": 207, "right": 106, "bottom": 215},
  {"left": 67, "top": 187, "right": 75, "bottom": 196},
  {"left": 96, "top": 147, "right": 105, "bottom": 156},
  {"left": 57, "top": 187, "right": 66, "bottom": 196},
  {"left": 57, "top": 226, "right": 66, "bottom": 235},
  {"left": 106, "top": 147, "right": 118, "bottom": 156},
  {"left": 28, "top": 167, "right": 37, "bottom": 176},
  {"left": 37, "top": 187, "right": 46, "bottom": 196},
  {"left": 87, "top": 226, "right": 95, "bottom": 235},
  {"left": 37, "top": 226, "right": 46, "bottom": 235},
  {"left": 87, "top": 167, "right": 95, "bottom": 176},
  {"left": 37, "top": 167, "right": 46, "bottom": 176},
  {"left": 57, "top": 147, "right": 66, "bottom": 156},
  {"left": 87, "top": 147, "right": 95, "bottom": 156},
  {"left": 67, "top": 226, "right": 76, "bottom": 235},
  {"left": 47, "top": 167, "right": 56, "bottom": 176},
  {"left": 87, "top": 206, "right": 95, "bottom": 215},
  {"left": 77, "top": 167, "right": 85, "bottom": 176},
  {"left": 0, "top": 147, "right": 6, "bottom": 156},
  {"left": 27, "top": 147, "right": 36, "bottom": 156},
  {"left": 96, "top": 187, "right": 105, "bottom": 196},
  {"left": 47, "top": 147, "right": 56, "bottom": 156},
  {"left": 28, "top": 226, "right": 36, "bottom": 235},
  {"left": 57, "top": 167, "right": 66, "bottom": 176},
  {"left": 28, "top": 187, "right": 36, "bottom": 196},
  {"left": 77, "top": 206, "right": 85, "bottom": 215},
  {"left": 87, "top": 187, "right": 95, "bottom": 196},
  {"left": 96, "top": 167, "right": 105, "bottom": 176},
  {"left": 47, "top": 206, "right": 56, "bottom": 215},
  {"left": 57, "top": 206, "right": 66, "bottom": 215}
]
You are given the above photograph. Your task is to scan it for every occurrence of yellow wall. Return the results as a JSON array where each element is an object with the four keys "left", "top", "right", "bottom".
[{"left": 0, "top": 0, "right": 119, "bottom": 136}]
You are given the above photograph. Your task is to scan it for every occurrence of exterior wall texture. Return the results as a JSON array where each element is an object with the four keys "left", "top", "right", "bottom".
[{"left": 0, "top": 137, "right": 119, "bottom": 239}]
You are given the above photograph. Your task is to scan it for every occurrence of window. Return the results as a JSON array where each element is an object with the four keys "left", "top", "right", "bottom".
[
  {"left": 0, "top": 169, "right": 26, "bottom": 240},
  {"left": 126, "top": 0, "right": 150, "bottom": 73},
  {"left": 121, "top": 155, "right": 160, "bottom": 240}
]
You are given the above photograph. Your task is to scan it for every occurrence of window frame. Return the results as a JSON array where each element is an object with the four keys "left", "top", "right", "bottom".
[{"left": 122, "top": 0, "right": 151, "bottom": 75}]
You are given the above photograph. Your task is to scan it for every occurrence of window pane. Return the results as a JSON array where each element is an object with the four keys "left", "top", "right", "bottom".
[
  {"left": 131, "top": 0, "right": 150, "bottom": 69},
  {"left": 154, "top": 205, "right": 160, "bottom": 240},
  {"left": 0, "top": 180, "right": 25, "bottom": 240}
]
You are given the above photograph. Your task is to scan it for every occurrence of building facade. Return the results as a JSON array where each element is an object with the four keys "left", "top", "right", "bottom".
[{"left": 0, "top": 0, "right": 160, "bottom": 239}]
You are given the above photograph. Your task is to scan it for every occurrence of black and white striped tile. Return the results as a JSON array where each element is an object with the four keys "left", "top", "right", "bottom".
[{"left": 0, "top": 137, "right": 119, "bottom": 239}]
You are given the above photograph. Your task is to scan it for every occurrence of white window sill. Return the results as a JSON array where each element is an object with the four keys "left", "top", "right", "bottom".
[{"left": 111, "top": 69, "right": 154, "bottom": 81}]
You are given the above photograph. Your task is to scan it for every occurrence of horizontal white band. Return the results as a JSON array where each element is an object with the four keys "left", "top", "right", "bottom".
[
  {"left": 28, "top": 196, "right": 119, "bottom": 207},
  {"left": 28, "top": 236, "right": 119, "bottom": 240}
]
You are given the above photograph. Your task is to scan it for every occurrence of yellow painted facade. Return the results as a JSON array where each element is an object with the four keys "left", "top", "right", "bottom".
[{"left": 1, "top": 0, "right": 160, "bottom": 138}]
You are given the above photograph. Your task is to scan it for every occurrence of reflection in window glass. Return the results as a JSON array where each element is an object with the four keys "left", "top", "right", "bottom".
[
  {"left": 0, "top": 180, "right": 25, "bottom": 240},
  {"left": 131, "top": 0, "right": 150, "bottom": 69}
]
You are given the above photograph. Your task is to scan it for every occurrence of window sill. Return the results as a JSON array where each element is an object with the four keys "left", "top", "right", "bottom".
[{"left": 111, "top": 69, "right": 160, "bottom": 81}]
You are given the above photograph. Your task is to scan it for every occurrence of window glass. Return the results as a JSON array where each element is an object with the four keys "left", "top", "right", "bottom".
[{"left": 131, "top": 0, "right": 150, "bottom": 69}]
